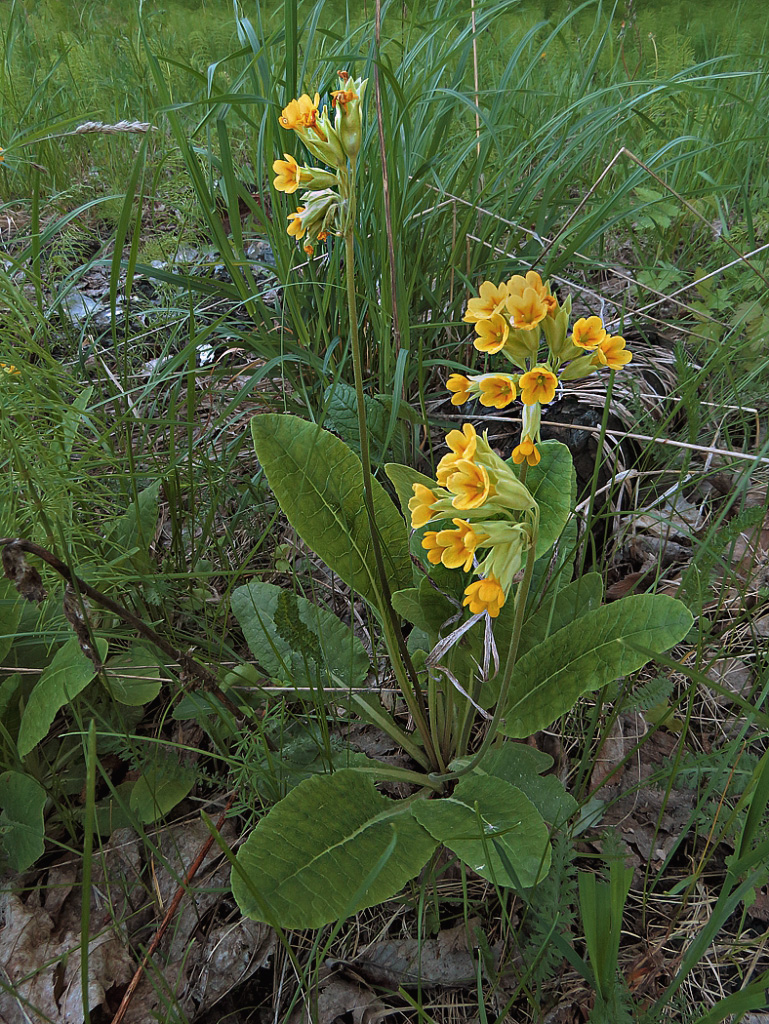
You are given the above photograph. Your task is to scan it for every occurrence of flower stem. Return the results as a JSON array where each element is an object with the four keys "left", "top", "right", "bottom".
[
  {"left": 343, "top": 160, "right": 436, "bottom": 766},
  {"left": 428, "top": 528, "right": 538, "bottom": 783}
]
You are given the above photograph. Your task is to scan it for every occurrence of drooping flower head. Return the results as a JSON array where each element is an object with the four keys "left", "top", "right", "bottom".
[
  {"left": 463, "top": 280, "right": 509, "bottom": 323},
  {"left": 409, "top": 483, "right": 439, "bottom": 529},
  {"left": 592, "top": 334, "right": 633, "bottom": 369},
  {"left": 280, "top": 93, "right": 323, "bottom": 134},
  {"left": 463, "top": 576, "right": 505, "bottom": 618},
  {"left": 448, "top": 459, "right": 492, "bottom": 510},
  {"left": 446, "top": 373, "right": 472, "bottom": 406},
  {"left": 286, "top": 207, "right": 307, "bottom": 239},
  {"left": 473, "top": 312, "right": 510, "bottom": 354},
  {"left": 436, "top": 423, "right": 477, "bottom": 487},
  {"left": 435, "top": 519, "right": 489, "bottom": 572},
  {"left": 476, "top": 374, "right": 517, "bottom": 409},
  {"left": 512, "top": 437, "right": 541, "bottom": 467},
  {"left": 519, "top": 366, "right": 558, "bottom": 406},
  {"left": 572, "top": 316, "right": 607, "bottom": 351}
]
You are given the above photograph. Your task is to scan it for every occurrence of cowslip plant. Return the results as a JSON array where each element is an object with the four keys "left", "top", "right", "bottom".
[{"left": 229, "top": 73, "right": 693, "bottom": 931}]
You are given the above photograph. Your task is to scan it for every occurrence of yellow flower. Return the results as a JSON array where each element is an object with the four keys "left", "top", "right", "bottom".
[
  {"left": 512, "top": 437, "right": 541, "bottom": 466},
  {"left": 572, "top": 316, "right": 606, "bottom": 351},
  {"left": 409, "top": 483, "right": 438, "bottom": 528},
  {"left": 519, "top": 366, "right": 558, "bottom": 406},
  {"left": 463, "top": 576, "right": 505, "bottom": 618},
  {"left": 592, "top": 334, "right": 633, "bottom": 369},
  {"left": 463, "top": 280, "right": 509, "bottom": 323},
  {"left": 421, "top": 530, "right": 444, "bottom": 565},
  {"left": 280, "top": 93, "right": 324, "bottom": 137},
  {"left": 436, "top": 423, "right": 477, "bottom": 486},
  {"left": 286, "top": 207, "right": 307, "bottom": 239},
  {"left": 436, "top": 519, "right": 488, "bottom": 572},
  {"left": 272, "top": 153, "right": 302, "bottom": 193},
  {"left": 0, "top": 362, "right": 18, "bottom": 375},
  {"left": 0, "top": 148, "right": 4, "bottom": 163},
  {"left": 477, "top": 374, "right": 517, "bottom": 410},
  {"left": 446, "top": 373, "right": 472, "bottom": 406},
  {"left": 448, "top": 459, "right": 492, "bottom": 511},
  {"left": 473, "top": 312, "right": 510, "bottom": 354},
  {"left": 507, "top": 287, "right": 548, "bottom": 330}
]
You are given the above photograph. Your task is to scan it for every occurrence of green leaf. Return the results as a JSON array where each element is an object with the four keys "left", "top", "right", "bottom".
[
  {"left": 103, "top": 644, "right": 166, "bottom": 705},
  {"left": 108, "top": 480, "right": 162, "bottom": 559},
  {"left": 523, "top": 572, "right": 604, "bottom": 650},
  {"left": 500, "top": 595, "right": 694, "bottom": 738},
  {"left": 129, "top": 763, "right": 195, "bottom": 824},
  {"left": 232, "top": 769, "right": 437, "bottom": 928},
  {"left": 323, "top": 380, "right": 390, "bottom": 459},
  {"left": 231, "top": 581, "right": 370, "bottom": 688},
  {"left": 411, "top": 775, "right": 551, "bottom": 888},
  {"left": 0, "top": 579, "right": 22, "bottom": 663},
  {"left": 0, "top": 771, "right": 47, "bottom": 871},
  {"left": 480, "top": 742, "right": 578, "bottom": 827},
  {"left": 391, "top": 579, "right": 460, "bottom": 637},
  {"left": 17, "top": 637, "right": 109, "bottom": 758},
  {"left": 485, "top": 573, "right": 604, "bottom": 707},
  {"left": 251, "top": 415, "right": 412, "bottom": 609},
  {"left": 512, "top": 440, "right": 574, "bottom": 558}
]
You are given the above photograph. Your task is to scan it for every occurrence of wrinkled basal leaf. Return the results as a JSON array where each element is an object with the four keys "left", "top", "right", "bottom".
[
  {"left": 412, "top": 775, "right": 551, "bottom": 888},
  {"left": 480, "top": 742, "right": 578, "bottom": 827},
  {"left": 232, "top": 769, "right": 437, "bottom": 928},
  {"left": 501, "top": 594, "right": 694, "bottom": 737},
  {"left": 231, "top": 581, "right": 369, "bottom": 688},
  {"left": 252, "top": 415, "right": 412, "bottom": 609},
  {"left": 18, "top": 636, "right": 109, "bottom": 758}
]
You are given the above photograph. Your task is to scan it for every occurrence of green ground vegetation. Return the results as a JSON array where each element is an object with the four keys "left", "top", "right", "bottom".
[{"left": 1, "top": 1, "right": 769, "bottom": 1021}]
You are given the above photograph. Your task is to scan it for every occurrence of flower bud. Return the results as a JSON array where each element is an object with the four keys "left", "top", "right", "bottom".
[{"left": 332, "top": 72, "right": 367, "bottom": 160}]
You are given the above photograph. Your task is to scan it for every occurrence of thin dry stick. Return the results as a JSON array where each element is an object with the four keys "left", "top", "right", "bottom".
[
  {"left": 471, "top": 414, "right": 769, "bottom": 467},
  {"left": 0, "top": 537, "right": 240, "bottom": 715},
  {"left": 374, "top": 0, "right": 403, "bottom": 359},
  {"left": 109, "top": 794, "right": 236, "bottom": 1024}
]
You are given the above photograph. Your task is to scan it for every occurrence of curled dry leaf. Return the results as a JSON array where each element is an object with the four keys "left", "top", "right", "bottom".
[{"left": 1, "top": 543, "right": 47, "bottom": 603}]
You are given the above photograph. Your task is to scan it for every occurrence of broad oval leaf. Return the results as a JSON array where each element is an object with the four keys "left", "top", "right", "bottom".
[
  {"left": 252, "top": 415, "right": 412, "bottom": 610},
  {"left": 411, "top": 775, "right": 551, "bottom": 888},
  {"left": 484, "top": 573, "right": 604, "bottom": 708},
  {"left": 130, "top": 763, "right": 195, "bottom": 824},
  {"left": 511, "top": 440, "right": 574, "bottom": 558},
  {"left": 500, "top": 594, "right": 693, "bottom": 737},
  {"left": 232, "top": 769, "right": 437, "bottom": 928},
  {"left": 104, "top": 643, "right": 166, "bottom": 705},
  {"left": 0, "top": 771, "right": 46, "bottom": 871},
  {"left": 231, "top": 580, "right": 369, "bottom": 688},
  {"left": 17, "top": 637, "right": 108, "bottom": 758},
  {"left": 479, "top": 742, "right": 578, "bottom": 827}
]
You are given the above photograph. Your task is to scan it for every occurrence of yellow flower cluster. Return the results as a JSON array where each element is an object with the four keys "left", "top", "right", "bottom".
[
  {"left": 450, "top": 270, "right": 633, "bottom": 465},
  {"left": 0, "top": 362, "right": 19, "bottom": 376},
  {"left": 408, "top": 424, "right": 538, "bottom": 618},
  {"left": 274, "top": 71, "right": 367, "bottom": 256}
]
